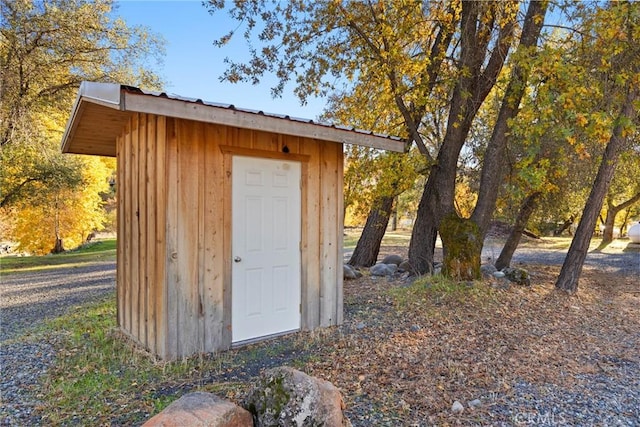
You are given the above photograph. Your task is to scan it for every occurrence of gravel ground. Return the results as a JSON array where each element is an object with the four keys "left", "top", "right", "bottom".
[
  {"left": 0, "top": 242, "right": 637, "bottom": 426},
  {"left": 482, "top": 239, "right": 640, "bottom": 277},
  {"left": 0, "top": 262, "right": 115, "bottom": 425},
  {"left": 478, "top": 356, "right": 640, "bottom": 426}
]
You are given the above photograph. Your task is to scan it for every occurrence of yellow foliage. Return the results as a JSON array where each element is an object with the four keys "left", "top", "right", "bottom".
[
  {"left": 10, "top": 156, "right": 111, "bottom": 255},
  {"left": 575, "top": 114, "right": 588, "bottom": 127},
  {"left": 1, "top": 0, "right": 160, "bottom": 254},
  {"left": 344, "top": 203, "right": 368, "bottom": 227},
  {"left": 454, "top": 180, "right": 478, "bottom": 219}
]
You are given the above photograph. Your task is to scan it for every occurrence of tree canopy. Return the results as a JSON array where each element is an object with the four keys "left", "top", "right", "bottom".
[
  {"left": 209, "top": 0, "right": 638, "bottom": 289},
  {"left": 0, "top": 0, "right": 164, "bottom": 253}
]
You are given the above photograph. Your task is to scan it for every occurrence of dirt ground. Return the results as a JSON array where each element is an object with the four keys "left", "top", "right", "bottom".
[
  {"left": 2, "top": 237, "right": 638, "bottom": 425},
  {"left": 207, "top": 239, "right": 639, "bottom": 425},
  {"left": 326, "top": 262, "right": 639, "bottom": 424}
]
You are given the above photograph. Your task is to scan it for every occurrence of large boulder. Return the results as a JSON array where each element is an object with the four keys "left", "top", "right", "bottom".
[
  {"left": 480, "top": 264, "right": 497, "bottom": 278},
  {"left": 370, "top": 263, "right": 397, "bottom": 276},
  {"left": 143, "top": 392, "right": 253, "bottom": 427},
  {"left": 381, "top": 254, "right": 404, "bottom": 266},
  {"left": 243, "top": 366, "right": 351, "bottom": 427},
  {"left": 343, "top": 264, "right": 358, "bottom": 280}
]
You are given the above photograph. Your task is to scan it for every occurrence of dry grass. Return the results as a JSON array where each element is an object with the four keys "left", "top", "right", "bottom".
[{"left": 307, "top": 264, "right": 640, "bottom": 424}]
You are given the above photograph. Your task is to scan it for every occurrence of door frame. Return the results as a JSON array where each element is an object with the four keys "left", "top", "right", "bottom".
[{"left": 220, "top": 146, "right": 310, "bottom": 348}]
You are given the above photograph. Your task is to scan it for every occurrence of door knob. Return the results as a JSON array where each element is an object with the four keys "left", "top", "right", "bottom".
[{"left": 234, "top": 256, "right": 242, "bottom": 262}]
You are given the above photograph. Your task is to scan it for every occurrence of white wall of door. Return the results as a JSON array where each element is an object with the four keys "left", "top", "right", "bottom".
[{"left": 231, "top": 156, "right": 302, "bottom": 343}]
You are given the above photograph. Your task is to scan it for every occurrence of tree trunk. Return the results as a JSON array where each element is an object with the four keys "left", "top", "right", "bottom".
[
  {"left": 439, "top": 213, "right": 482, "bottom": 280},
  {"left": 408, "top": 165, "right": 445, "bottom": 274},
  {"left": 348, "top": 195, "right": 394, "bottom": 267},
  {"left": 601, "top": 191, "right": 640, "bottom": 245},
  {"left": 52, "top": 194, "right": 64, "bottom": 254},
  {"left": 51, "top": 237, "right": 65, "bottom": 254},
  {"left": 390, "top": 197, "right": 398, "bottom": 231},
  {"left": 556, "top": 87, "right": 638, "bottom": 293},
  {"left": 471, "top": 0, "right": 548, "bottom": 239},
  {"left": 409, "top": 1, "right": 547, "bottom": 278},
  {"left": 620, "top": 209, "right": 631, "bottom": 236},
  {"left": 409, "top": 2, "right": 519, "bottom": 275},
  {"left": 554, "top": 216, "right": 575, "bottom": 236},
  {"left": 465, "top": 0, "right": 548, "bottom": 276},
  {"left": 495, "top": 192, "right": 541, "bottom": 270},
  {"left": 601, "top": 200, "right": 617, "bottom": 244}
]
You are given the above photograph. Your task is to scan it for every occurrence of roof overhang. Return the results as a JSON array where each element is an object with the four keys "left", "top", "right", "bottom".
[{"left": 61, "top": 82, "right": 407, "bottom": 157}]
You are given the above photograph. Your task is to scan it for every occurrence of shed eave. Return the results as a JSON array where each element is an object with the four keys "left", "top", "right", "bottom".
[
  {"left": 61, "top": 82, "right": 125, "bottom": 157},
  {"left": 60, "top": 82, "right": 407, "bottom": 156}
]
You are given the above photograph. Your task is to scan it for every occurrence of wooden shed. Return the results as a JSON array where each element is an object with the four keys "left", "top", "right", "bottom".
[{"left": 61, "top": 81, "right": 404, "bottom": 360}]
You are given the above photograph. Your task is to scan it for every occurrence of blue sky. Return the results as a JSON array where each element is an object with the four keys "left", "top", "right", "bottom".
[{"left": 114, "top": 0, "right": 327, "bottom": 119}]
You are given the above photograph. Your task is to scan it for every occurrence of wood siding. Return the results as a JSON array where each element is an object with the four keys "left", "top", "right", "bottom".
[
  {"left": 117, "top": 114, "right": 344, "bottom": 359},
  {"left": 117, "top": 114, "right": 168, "bottom": 356}
]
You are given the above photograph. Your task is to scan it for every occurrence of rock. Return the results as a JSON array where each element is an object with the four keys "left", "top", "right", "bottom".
[
  {"left": 451, "top": 400, "right": 464, "bottom": 414},
  {"left": 370, "top": 263, "right": 396, "bottom": 276},
  {"left": 398, "top": 260, "right": 413, "bottom": 273},
  {"left": 381, "top": 254, "right": 404, "bottom": 266},
  {"left": 468, "top": 399, "right": 482, "bottom": 408},
  {"left": 143, "top": 392, "right": 253, "bottom": 427},
  {"left": 356, "top": 322, "right": 366, "bottom": 330},
  {"left": 410, "top": 324, "right": 421, "bottom": 332},
  {"left": 493, "top": 271, "right": 506, "bottom": 279},
  {"left": 243, "top": 366, "right": 351, "bottom": 427},
  {"left": 343, "top": 264, "right": 358, "bottom": 280},
  {"left": 369, "top": 263, "right": 388, "bottom": 276},
  {"left": 480, "top": 264, "right": 497, "bottom": 277},
  {"left": 502, "top": 267, "right": 531, "bottom": 286}
]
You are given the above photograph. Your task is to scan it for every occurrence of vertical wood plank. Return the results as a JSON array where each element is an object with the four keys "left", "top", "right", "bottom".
[
  {"left": 223, "top": 123, "right": 237, "bottom": 347},
  {"left": 123, "top": 118, "right": 132, "bottom": 335},
  {"left": 176, "top": 119, "right": 200, "bottom": 357},
  {"left": 138, "top": 114, "right": 148, "bottom": 346},
  {"left": 238, "top": 128, "right": 251, "bottom": 149},
  {"left": 165, "top": 117, "right": 179, "bottom": 359},
  {"left": 195, "top": 121, "right": 206, "bottom": 354},
  {"left": 145, "top": 114, "right": 157, "bottom": 355},
  {"left": 155, "top": 116, "right": 167, "bottom": 358},
  {"left": 221, "top": 146, "right": 233, "bottom": 349},
  {"left": 335, "top": 144, "right": 345, "bottom": 324},
  {"left": 290, "top": 134, "right": 301, "bottom": 154},
  {"left": 300, "top": 138, "right": 321, "bottom": 330},
  {"left": 319, "top": 141, "right": 339, "bottom": 327},
  {"left": 116, "top": 133, "right": 124, "bottom": 329},
  {"left": 253, "top": 129, "right": 279, "bottom": 152},
  {"left": 130, "top": 114, "right": 140, "bottom": 342},
  {"left": 203, "top": 123, "right": 226, "bottom": 352}
]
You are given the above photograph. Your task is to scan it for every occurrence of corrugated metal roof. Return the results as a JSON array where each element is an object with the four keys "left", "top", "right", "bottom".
[
  {"left": 61, "top": 82, "right": 407, "bottom": 156},
  {"left": 121, "top": 84, "right": 405, "bottom": 144}
]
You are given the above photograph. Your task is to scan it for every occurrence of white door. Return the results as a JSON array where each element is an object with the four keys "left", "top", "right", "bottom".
[{"left": 232, "top": 156, "right": 301, "bottom": 343}]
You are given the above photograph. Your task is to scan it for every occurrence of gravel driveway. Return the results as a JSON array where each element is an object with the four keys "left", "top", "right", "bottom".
[
  {"left": 0, "top": 261, "right": 115, "bottom": 425},
  {"left": 482, "top": 239, "right": 640, "bottom": 276}
]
